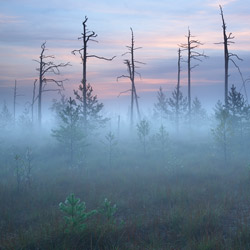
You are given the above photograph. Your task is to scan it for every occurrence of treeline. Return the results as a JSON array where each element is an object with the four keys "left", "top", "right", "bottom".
[{"left": 0, "top": 6, "right": 250, "bottom": 168}]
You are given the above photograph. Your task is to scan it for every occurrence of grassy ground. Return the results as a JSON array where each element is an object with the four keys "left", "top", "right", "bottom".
[{"left": 0, "top": 136, "right": 250, "bottom": 249}]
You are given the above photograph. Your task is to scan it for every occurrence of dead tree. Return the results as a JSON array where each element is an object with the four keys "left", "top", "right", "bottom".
[
  {"left": 179, "top": 28, "right": 208, "bottom": 116},
  {"left": 34, "top": 42, "right": 70, "bottom": 127},
  {"left": 216, "top": 5, "right": 243, "bottom": 108},
  {"left": 72, "top": 16, "right": 115, "bottom": 128},
  {"left": 117, "top": 28, "right": 144, "bottom": 128},
  {"left": 176, "top": 48, "right": 182, "bottom": 131}
]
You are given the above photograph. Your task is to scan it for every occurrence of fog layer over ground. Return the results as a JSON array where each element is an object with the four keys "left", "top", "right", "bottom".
[
  {"left": 1, "top": 1, "right": 250, "bottom": 248},
  {"left": 1, "top": 82, "right": 250, "bottom": 248}
]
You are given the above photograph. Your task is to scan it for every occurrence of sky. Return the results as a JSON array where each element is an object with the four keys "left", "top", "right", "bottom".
[{"left": 0, "top": 0, "right": 250, "bottom": 116}]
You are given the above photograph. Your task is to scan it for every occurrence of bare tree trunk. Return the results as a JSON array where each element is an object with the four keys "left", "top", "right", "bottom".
[
  {"left": 69, "top": 97, "right": 73, "bottom": 166},
  {"left": 223, "top": 123, "right": 227, "bottom": 165},
  {"left": 38, "top": 45, "right": 44, "bottom": 127},
  {"left": 220, "top": 5, "right": 229, "bottom": 108},
  {"left": 72, "top": 17, "right": 115, "bottom": 130},
  {"left": 35, "top": 42, "right": 70, "bottom": 127},
  {"left": 179, "top": 28, "right": 207, "bottom": 121},
  {"left": 82, "top": 19, "right": 87, "bottom": 126},
  {"left": 187, "top": 30, "right": 191, "bottom": 115},
  {"left": 130, "top": 87, "right": 134, "bottom": 127},
  {"left": 217, "top": 5, "right": 243, "bottom": 108},
  {"left": 176, "top": 48, "right": 181, "bottom": 132},
  {"left": 133, "top": 84, "right": 141, "bottom": 121},
  {"left": 38, "top": 68, "right": 42, "bottom": 126},
  {"left": 117, "top": 28, "right": 144, "bottom": 129},
  {"left": 130, "top": 30, "right": 141, "bottom": 124},
  {"left": 31, "top": 79, "right": 37, "bottom": 125}
]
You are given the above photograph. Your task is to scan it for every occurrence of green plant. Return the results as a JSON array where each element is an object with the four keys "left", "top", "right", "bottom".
[
  {"left": 59, "top": 193, "right": 97, "bottom": 233},
  {"left": 14, "top": 154, "right": 23, "bottom": 190},
  {"left": 99, "top": 198, "right": 117, "bottom": 223},
  {"left": 52, "top": 97, "right": 86, "bottom": 167},
  {"left": 153, "top": 125, "right": 169, "bottom": 164},
  {"left": 13, "top": 147, "right": 33, "bottom": 189},
  {"left": 212, "top": 101, "right": 233, "bottom": 165},
  {"left": 104, "top": 132, "right": 117, "bottom": 167},
  {"left": 137, "top": 119, "right": 150, "bottom": 155}
]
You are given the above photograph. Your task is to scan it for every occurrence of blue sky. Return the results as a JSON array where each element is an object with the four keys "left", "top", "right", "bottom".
[{"left": 0, "top": 0, "right": 250, "bottom": 114}]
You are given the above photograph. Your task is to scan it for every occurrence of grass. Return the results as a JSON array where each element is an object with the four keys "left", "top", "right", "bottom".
[{"left": 0, "top": 133, "right": 250, "bottom": 249}]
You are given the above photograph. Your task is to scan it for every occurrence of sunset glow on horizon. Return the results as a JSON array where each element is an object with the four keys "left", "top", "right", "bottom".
[{"left": 1, "top": 0, "right": 250, "bottom": 113}]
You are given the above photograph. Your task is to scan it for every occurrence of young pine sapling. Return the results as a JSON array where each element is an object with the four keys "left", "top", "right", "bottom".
[
  {"left": 59, "top": 193, "right": 97, "bottom": 233},
  {"left": 104, "top": 131, "right": 117, "bottom": 167},
  {"left": 137, "top": 119, "right": 150, "bottom": 155},
  {"left": 212, "top": 101, "right": 233, "bottom": 165},
  {"left": 99, "top": 198, "right": 118, "bottom": 225},
  {"left": 153, "top": 125, "right": 169, "bottom": 164},
  {"left": 52, "top": 97, "right": 86, "bottom": 167}
]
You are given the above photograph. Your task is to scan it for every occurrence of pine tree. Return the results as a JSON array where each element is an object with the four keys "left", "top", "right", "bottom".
[
  {"left": 227, "top": 85, "right": 250, "bottom": 147},
  {"left": 154, "top": 87, "right": 168, "bottom": 123},
  {"left": 51, "top": 97, "right": 85, "bottom": 166},
  {"left": 212, "top": 101, "right": 233, "bottom": 165},
  {"left": 228, "top": 85, "right": 249, "bottom": 129},
  {"left": 168, "top": 87, "right": 188, "bottom": 125},
  {"left": 191, "top": 97, "right": 207, "bottom": 126},
  {"left": 74, "top": 83, "right": 108, "bottom": 130},
  {"left": 18, "top": 107, "right": 33, "bottom": 131},
  {"left": 51, "top": 95, "right": 69, "bottom": 125},
  {"left": 137, "top": 119, "right": 150, "bottom": 155},
  {"left": 153, "top": 125, "right": 169, "bottom": 164},
  {"left": 0, "top": 102, "right": 13, "bottom": 132}
]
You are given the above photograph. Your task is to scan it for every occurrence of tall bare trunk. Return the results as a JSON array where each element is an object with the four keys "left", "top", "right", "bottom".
[{"left": 176, "top": 48, "right": 181, "bottom": 132}]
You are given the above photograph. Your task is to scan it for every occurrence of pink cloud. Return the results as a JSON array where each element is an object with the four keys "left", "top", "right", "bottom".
[{"left": 0, "top": 14, "right": 23, "bottom": 24}]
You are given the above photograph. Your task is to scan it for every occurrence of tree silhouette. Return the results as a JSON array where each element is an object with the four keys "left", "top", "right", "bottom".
[
  {"left": 117, "top": 28, "right": 145, "bottom": 128},
  {"left": 216, "top": 5, "right": 243, "bottom": 107},
  {"left": 154, "top": 87, "right": 168, "bottom": 123},
  {"left": 227, "top": 84, "right": 250, "bottom": 137},
  {"left": 137, "top": 119, "right": 150, "bottom": 155},
  {"left": 191, "top": 97, "right": 207, "bottom": 127},
  {"left": 34, "top": 42, "right": 70, "bottom": 126},
  {"left": 179, "top": 28, "right": 208, "bottom": 117},
  {"left": 52, "top": 97, "right": 85, "bottom": 166},
  {"left": 72, "top": 16, "right": 115, "bottom": 129},
  {"left": 74, "top": 83, "right": 108, "bottom": 130},
  {"left": 212, "top": 101, "right": 232, "bottom": 165},
  {"left": 168, "top": 88, "right": 188, "bottom": 127}
]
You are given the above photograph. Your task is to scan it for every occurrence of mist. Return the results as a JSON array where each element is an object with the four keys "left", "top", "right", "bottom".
[{"left": 1, "top": 1, "right": 250, "bottom": 249}]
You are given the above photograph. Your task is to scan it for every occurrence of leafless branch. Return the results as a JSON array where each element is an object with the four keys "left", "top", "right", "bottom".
[
  {"left": 134, "top": 60, "right": 146, "bottom": 65},
  {"left": 117, "top": 89, "right": 132, "bottom": 98},
  {"left": 229, "top": 53, "right": 243, "bottom": 61},
  {"left": 117, "top": 75, "right": 130, "bottom": 82},
  {"left": 87, "top": 55, "right": 116, "bottom": 61},
  {"left": 122, "top": 51, "right": 131, "bottom": 57},
  {"left": 135, "top": 71, "right": 142, "bottom": 79}
]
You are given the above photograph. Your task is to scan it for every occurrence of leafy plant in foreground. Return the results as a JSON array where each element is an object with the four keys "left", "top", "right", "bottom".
[{"left": 59, "top": 193, "right": 97, "bottom": 233}]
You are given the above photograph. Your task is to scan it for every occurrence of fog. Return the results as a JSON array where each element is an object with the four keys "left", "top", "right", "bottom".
[
  {"left": 1, "top": 83, "right": 250, "bottom": 248},
  {"left": 1, "top": 1, "right": 250, "bottom": 247}
]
